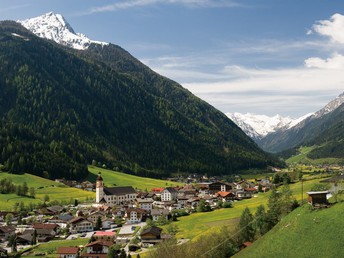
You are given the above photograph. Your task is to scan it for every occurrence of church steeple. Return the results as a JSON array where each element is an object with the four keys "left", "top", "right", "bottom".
[{"left": 96, "top": 172, "right": 104, "bottom": 203}]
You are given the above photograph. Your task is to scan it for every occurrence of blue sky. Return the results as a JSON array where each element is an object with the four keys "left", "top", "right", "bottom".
[{"left": 1, "top": 0, "right": 344, "bottom": 117}]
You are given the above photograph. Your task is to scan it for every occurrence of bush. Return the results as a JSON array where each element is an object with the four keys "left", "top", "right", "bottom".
[{"left": 222, "top": 202, "right": 233, "bottom": 208}]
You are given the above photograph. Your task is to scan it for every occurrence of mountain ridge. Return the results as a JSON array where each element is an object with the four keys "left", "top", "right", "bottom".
[{"left": 0, "top": 19, "right": 278, "bottom": 180}]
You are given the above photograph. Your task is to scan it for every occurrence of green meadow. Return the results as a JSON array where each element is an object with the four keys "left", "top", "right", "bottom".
[
  {"left": 0, "top": 172, "right": 94, "bottom": 210},
  {"left": 22, "top": 237, "right": 89, "bottom": 258},
  {"left": 87, "top": 165, "right": 180, "bottom": 190},
  {"left": 235, "top": 202, "right": 344, "bottom": 258},
  {"left": 287, "top": 146, "right": 344, "bottom": 165},
  {"left": 172, "top": 178, "right": 321, "bottom": 240}
]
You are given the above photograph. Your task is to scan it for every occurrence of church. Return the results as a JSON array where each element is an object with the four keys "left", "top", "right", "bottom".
[{"left": 96, "top": 172, "right": 137, "bottom": 205}]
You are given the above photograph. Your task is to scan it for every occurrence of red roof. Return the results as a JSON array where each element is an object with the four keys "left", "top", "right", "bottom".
[
  {"left": 151, "top": 188, "right": 164, "bottom": 193},
  {"left": 243, "top": 241, "right": 253, "bottom": 247},
  {"left": 94, "top": 231, "right": 116, "bottom": 236},
  {"left": 57, "top": 247, "right": 79, "bottom": 254},
  {"left": 244, "top": 188, "right": 257, "bottom": 192},
  {"left": 216, "top": 191, "right": 233, "bottom": 197}
]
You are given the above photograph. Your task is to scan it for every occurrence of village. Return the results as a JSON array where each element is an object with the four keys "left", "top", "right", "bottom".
[{"left": 0, "top": 171, "right": 276, "bottom": 257}]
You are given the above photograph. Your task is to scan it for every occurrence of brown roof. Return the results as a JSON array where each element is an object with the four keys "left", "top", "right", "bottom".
[
  {"left": 68, "top": 217, "right": 89, "bottom": 224},
  {"left": 0, "top": 225, "right": 15, "bottom": 233},
  {"left": 141, "top": 226, "right": 162, "bottom": 237},
  {"left": 33, "top": 223, "right": 59, "bottom": 230},
  {"left": 103, "top": 186, "right": 136, "bottom": 196},
  {"left": 57, "top": 247, "right": 79, "bottom": 254},
  {"left": 127, "top": 208, "right": 147, "bottom": 214},
  {"left": 216, "top": 191, "right": 234, "bottom": 197}
]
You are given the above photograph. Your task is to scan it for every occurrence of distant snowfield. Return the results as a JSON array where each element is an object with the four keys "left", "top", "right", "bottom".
[{"left": 226, "top": 112, "right": 312, "bottom": 139}]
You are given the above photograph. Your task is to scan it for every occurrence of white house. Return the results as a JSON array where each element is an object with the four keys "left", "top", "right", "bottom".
[
  {"left": 136, "top": 198, "right": 154, "bottom": 211},
  {"left": 68, "top": 217, "right": 93, "bottom": 233},
  {"left": 161, "top": 187, "right": 178, "bottom": 202}
]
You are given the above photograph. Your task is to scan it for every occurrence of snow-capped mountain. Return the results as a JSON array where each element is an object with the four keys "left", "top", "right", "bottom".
[
  {"left": 226, "top": 112, "right": 311, "bottom": 140},
  {"left": 312, "top": 92, "right": 344, "bottom": 119},
  {"left": 18, "top": 12, "right": 108, "bottom": 50}
]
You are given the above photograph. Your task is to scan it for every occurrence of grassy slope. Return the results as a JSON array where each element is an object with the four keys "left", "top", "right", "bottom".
[
  {"left": 22, "top": 238, "right": 89, "bottom": 258},
  {"left": 173, "top": 178, "right": 320, "bottom": 240},
  {"left": 0, "top": 166, "right": 180, "bottom": 211},
  {"left": 286, "top": 146, "right": 344, "bottom": 165},
  {"left": 87, "top": 166, "right": 180, "bottom": 190},
  {"left": 0, "top": 172, "right": 94, "bottom": 210},
  {"left": 235, "top": 202, "right": 344, "bottom": 258}
]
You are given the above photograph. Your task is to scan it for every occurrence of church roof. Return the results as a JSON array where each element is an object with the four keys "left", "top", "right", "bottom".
[
  {"left": 104, "top": 186, "right": 136, "bottom": 196},
  {"left": 96, "top": 172, "right": 103, "bottom": 181}
]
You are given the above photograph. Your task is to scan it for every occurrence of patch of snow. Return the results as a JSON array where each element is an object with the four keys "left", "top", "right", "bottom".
[{"left": 18, "top": 12, "right": 108, "bottom": 50}]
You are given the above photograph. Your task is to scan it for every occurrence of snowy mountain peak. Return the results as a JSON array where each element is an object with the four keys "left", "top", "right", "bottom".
[
  {"left": 226, "top": 112, "right": 310, "bottom": 140},
  {"left": 18, "top": 12, "right": 108, "bottom": 50},
  {"left": 313, "top": 91, "right": 344, "bottom": 119}
]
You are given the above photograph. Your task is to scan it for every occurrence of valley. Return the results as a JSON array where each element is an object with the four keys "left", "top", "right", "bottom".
[{"left": 0, "top": 6, "right": 343, "bottom": 258}]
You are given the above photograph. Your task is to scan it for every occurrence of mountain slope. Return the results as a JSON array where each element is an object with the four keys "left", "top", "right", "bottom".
[
  {"left": 259, "top": 92, "right": 344, "bottom": 154},
  {"left": 0, "top": 20, "right": 277, "bottom": 180},
  {"left": 235, "top": 203, "right": 344, "bottom": 258}
]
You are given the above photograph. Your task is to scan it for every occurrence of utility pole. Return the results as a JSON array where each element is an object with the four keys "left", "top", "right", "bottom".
[{"left": 301, "top": 178, "right": 304, "bottom": 205}]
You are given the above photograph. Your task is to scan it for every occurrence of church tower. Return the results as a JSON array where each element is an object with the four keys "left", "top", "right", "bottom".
[{"left": 96, "top": 172, "right": 104, "bottom": 203}]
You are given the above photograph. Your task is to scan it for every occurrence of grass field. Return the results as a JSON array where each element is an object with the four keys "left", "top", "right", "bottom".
[
  {"left": 0, "top": 172, "right": 94, "bottom": 211},
  {"left": 286, "top": 146, "right": 344, "bottom": 165},
  {"left": 87, "top": 166, "right": 180, "bottom": 190},
  {"left": 235, "top": 202, "right": 344, "bottom": 258},
  {"left": 172, "top": 178, "right": 321, "bottom": 240},
  {"left": 22, "top": 237, "right": 89, "bottom": 258}
]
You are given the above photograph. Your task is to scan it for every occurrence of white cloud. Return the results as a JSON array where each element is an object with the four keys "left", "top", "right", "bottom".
[
  {"left": 305, "top": 53, "right": 344, "bottom": 69},
  {"left": 312, "top": 13, "right": 344, "bottom": 44},
  {"left": 87, "top": 0, "right": 241, "bottom": 14}
]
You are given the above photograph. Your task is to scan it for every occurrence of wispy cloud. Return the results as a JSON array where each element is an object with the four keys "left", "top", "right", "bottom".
[
  {"left": 0, "top": 4, "right": 31, "bottom": 13},
  {"left": 86, "top": 0, "right": 241, "bottom": 14}
]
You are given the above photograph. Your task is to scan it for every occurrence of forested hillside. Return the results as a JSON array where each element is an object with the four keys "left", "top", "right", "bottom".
[{"left": 0, "top": 21, "right": 278, "bottom": 180}]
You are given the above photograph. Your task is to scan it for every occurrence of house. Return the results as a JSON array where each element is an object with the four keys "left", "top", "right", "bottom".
[
  {"left": 307, "top": 191, "right": 330, "bottom": 206},
  {"left": 177, "top": 197, "right": 189, "bottom": 208},
  {"left": 178, "top": 184, "right": 197, "bottom": 198},
  {"left": 161, "top": 187, "right": 178, "bottom": 202},
  {"left": 187, "top": 197, "right": 200, "bottom": 208},
  {"left": 126, "top": 208, "right": 148, "bottom": 224},
  {"left": 96, "top": 173, "right": 137, "bottom": 205},
  {"left": 57, "top": 247, "right": 79, "bottom": 258},
  {"left": 244, "top": 188, "right": 258, "bottom": 197},
  {"left": 93, "top": 231, "right": 116, "bottom": 242},
  {"left": 209, "top": 182, "right": 233, "bottom": 194},
  {"left": 87, "top": 211, "right": 106, "bottom": 226},
  {"left": 81, "top": 241, "right": 113, "bottom": 258},
  {"left": 216, "top": 191, "right": 236, "bottom": 202},
  {"left": 16, "top": 229, "right": 35, "bottom": 245},
  {"left": 68, "top": 217, "right": 93, "bottom": 234},
  {"left": 136, "top": 198, "right": 154, "bottom": 211},
  {"left": 151, "top": 209, "right": 169, "bottom": 222},
  {"left": 32, "top": 223, "right": 60, "bottom": 242},
  {"left": 140, "top": 226, "right": 163, "bottom": 247},
  {"left": 102, "top": 218, "right": 115, "bottom": 229},
  {"left": 0, "top": 225, "right": 15, "bottom": 241}
]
